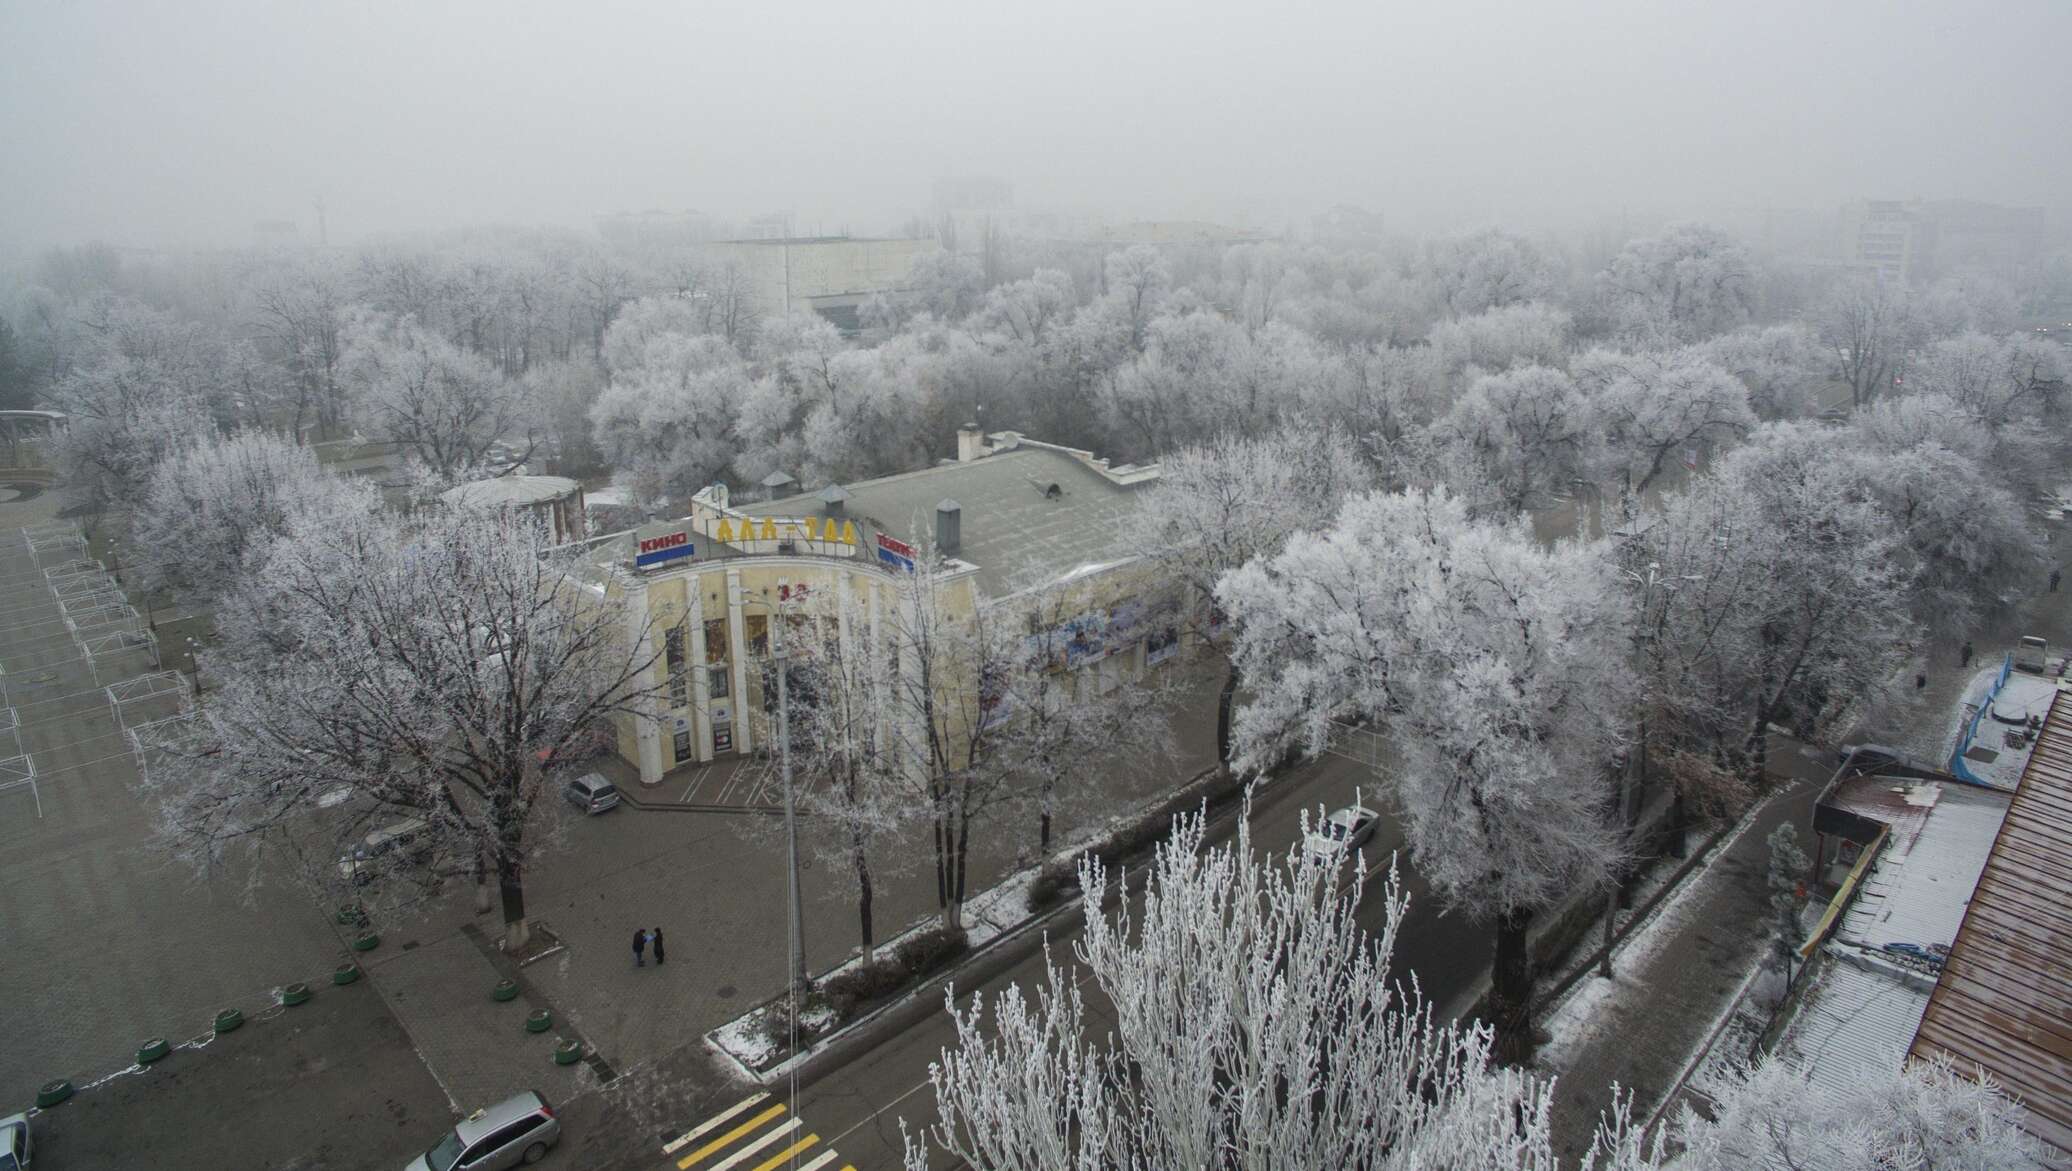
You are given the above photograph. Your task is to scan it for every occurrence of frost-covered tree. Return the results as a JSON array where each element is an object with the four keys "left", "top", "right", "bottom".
[
  {"left": 1667, "top": 1055, "right": 2049, "bottom": 1171},
  {"left": 243, "top": 250, "right": 354, "bottom": 436},
  {"left": 589, "top": 313, "right": 746, "bottom": 508},
  {"left": 1426, "top": 228, "right": 1562, "bottom": 318},
  {"left": 131, "top": 429, "right": 378, "bottom": 598},
  {"left": 1816, "top": 275, "right": 1920, "bottom": 409},
  {"left": 1427, "top": 301, "right": 1572, "bottom": 389},
  {"left": 1427, "top": 363, "right": 1593, "bottom": 515},
  {"left": 1909, "top": 330, "right": 2069, "bottom": 430},
  {"left": 1600, "top": 223, "right": 1754, "bottom": 342},
  {"left": 1222, "top": 489, "right": 1633, "bottom": 1063},
  {"left": 1117, "top": 428, "right": 1369, "bottom": 764},
  {"left": 152, "top": 504, "right": 662, "bottom": 949},
  {"left": 340, "top": 313, "right": 537, "bottom": 482},
  {"left": 1573, "top": 347, "right": 1754, "bottom": 501},
  {"left": 902, "top": 811, "right": 1599, "bottom": 1171},
  {"left": 1688, "top": 322, "right": 1829, "bottom": 421}
]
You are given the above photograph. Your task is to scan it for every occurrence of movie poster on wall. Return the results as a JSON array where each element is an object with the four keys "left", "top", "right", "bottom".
[{"left": 1060, "top": 611, "right": 1110, "bottom": 669}]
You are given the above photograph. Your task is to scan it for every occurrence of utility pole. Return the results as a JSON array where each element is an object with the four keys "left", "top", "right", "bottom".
[{"left": 773, "top": 605, "right": 810, "bottom": 1001}]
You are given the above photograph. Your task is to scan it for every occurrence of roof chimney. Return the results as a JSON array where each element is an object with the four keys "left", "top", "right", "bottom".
[
  {"left": 956, "top": 424, "right": 986, "bottom": 463},
  {"left": 819, "top": 483, "right": 849, "bottom": 517},
  {"left": 936, "top": 498, "right": 961, "bottom": 555}
]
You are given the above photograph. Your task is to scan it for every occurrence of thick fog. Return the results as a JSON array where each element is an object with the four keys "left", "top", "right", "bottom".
[{"left": 4, "top": 0, "right": 2070, "bottom": 255}]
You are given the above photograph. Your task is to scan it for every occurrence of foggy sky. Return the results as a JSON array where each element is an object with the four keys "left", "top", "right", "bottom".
[{"left": 4, "top": 0, "right": 2070, "bottom": 256}]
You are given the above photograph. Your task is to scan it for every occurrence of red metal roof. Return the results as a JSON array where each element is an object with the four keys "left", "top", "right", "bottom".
[{"left": 1908, "top": 689, "right": 2072, "bottom": 1156}]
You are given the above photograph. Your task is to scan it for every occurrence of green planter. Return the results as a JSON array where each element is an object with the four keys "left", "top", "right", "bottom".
[
  {"left": 214, "top": 1008, "right": 244, "bottom": 1034},
  {"left": 334, "top": 904, "right": 367, "bottom": 926},
  {"left": 350, "top": 932, "right": 380, "bottom": 952},
  {"left": 552, "top": 1039, "right": 582, "bottom": 1066},
  {"left": 524, "top": 1009, "right": 552, "bottom": 1034},
  {"left": 332, "top": 962, "right": 362, "bottom": 986},
  {"left": 36, "top": 1079, "right": 73, "bottom": 1108},
  {"left": 281, "top": 982, "right": 312, "bottom": 1007},
  {"left": 491, "top": 979, "right": 520, "bottom": 1002},
  {"left": 137, "top": 1037, "right": 171, "bottom": 1064}
]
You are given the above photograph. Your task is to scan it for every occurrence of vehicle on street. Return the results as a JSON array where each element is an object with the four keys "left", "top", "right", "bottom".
[
  {"left": 406, "top": 1089, "right": 560, "bottom": 1171},
  {"left": 337, "top": 817, "right": 433, "bottom": 885},
  {"left": 1305, "top": 804, "right": 1379, "bottom": 863},
  {"left": 0, "top": 1111, "right": 30, "bottom": 1170},
  {"left": 563, "top": 773, "right": 619, "bottom": 815}
]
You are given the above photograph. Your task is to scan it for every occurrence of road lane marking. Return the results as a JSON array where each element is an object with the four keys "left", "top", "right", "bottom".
[
  {"left": 679, "top": 766, "right": 711, "bottom": 803},
  {"left": 664, "top": 1092, "right": 770, "bottom": 1154},
  {"left": 747, "top": 1133, "right": 818, "bottom": 1171},
  {"left": 679, "top": 1103, "right": 787, "bottom": 1169},
  {"left": 708, "top": 1118, "right": 801, "bottom": 1171}
]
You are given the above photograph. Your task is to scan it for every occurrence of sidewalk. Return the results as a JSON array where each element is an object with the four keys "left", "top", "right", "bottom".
[{"left": 1536, "top": 776, "right": 1819, "bottom": 1157}]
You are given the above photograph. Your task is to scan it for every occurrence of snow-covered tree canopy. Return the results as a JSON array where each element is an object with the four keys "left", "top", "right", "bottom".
[
  {"left": 1599, "top": 223, "right": 1755, "bottom": 343},
  {"left": 131, "top": 428, "right": 378, "bottom": 597},
  {"left": 340, "top": 311, "right": 537, "bottom": 483},
  {"left": 150, "top": 503, "right": 662, "bottom": 946}
]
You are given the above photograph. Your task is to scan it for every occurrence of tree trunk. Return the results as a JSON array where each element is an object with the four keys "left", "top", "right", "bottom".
[
  {"left": 1490, "top": 906, "right": 1536, "bottom": 1066},
  {"left": 944, "top": 812, "right": 973, "bottom": 933},
  {"left": 853, "top": 838, "right": 875, "bottom": 963},
  {"left": 1038, "top": 803, "right": 1053, "bottom": 854},
  {"left": 1215, "top": 659, "right": 1239, "bottom": 766},
  {"left": 473, "top": 847, "right": 492, "bottom": 914},
  {"left": 498, "top": 854, "right": 529, "bottom": 952}
]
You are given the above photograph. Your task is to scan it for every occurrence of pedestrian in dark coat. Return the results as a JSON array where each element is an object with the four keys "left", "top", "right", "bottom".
[
  {"left": 2053, "top": 568, "right": 2062, "bottom": 593},
  {"left": 1961, "top": 640, "right": 1974, "bottom": 668},
  {"left": 632, "top": 928, "right": 647, "bottom": 967},
  {"left": 652, "top": 927, "right": 665, "bottom": 966}
]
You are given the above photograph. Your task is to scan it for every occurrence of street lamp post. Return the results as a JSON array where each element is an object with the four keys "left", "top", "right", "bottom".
[
  {"left": 771, "top": 614, "right": 810, "bottom": 1002},
  {"left": 741, "top": 588, "right": 812, "bottom": 1003}
]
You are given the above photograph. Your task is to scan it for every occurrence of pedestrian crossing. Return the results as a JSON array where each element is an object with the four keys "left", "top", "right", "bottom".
[{"left": 664, "top": 1092, "right": 858, "bottom": 1171}]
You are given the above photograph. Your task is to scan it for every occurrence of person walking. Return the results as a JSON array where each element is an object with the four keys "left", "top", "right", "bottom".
[
  {"left": 651, "top": 927, "right": 666, "bottom": 966},
  {"left": 2052, "top": 568, "right": 2062, "bottom": 594},
  {"left": 632, "top": 928, "right": 648, "bottom": 968},
  {"left": 1961, "top": 640, "right": 1974, "bottom": 669}
]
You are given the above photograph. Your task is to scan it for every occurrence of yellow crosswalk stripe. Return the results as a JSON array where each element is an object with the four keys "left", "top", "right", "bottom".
[
  {"left": 708, "top": 1119, "right": 802, "bottom": 1171},
  {"left": 665, "top": 1093, "right": 772, "bottom": 1155},
  {"left": 748, "top": 1134, "right": 819, "bottom": 1171},
  {"left": 678, "top": 1103, "right": 787, "bottom": 1169}
]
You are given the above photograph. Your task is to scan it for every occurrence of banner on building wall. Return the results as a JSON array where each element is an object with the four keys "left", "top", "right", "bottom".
[
  {"left": 876, "top": 532, "right": 917, "bottom": 572},
  {"left": 1060, "top": 611, "right": 1111, "bottom": 669},
  {"left": 1107, "top": 597, "right": 1146, "bottom": 647},
  {"left": 1146, "top": 624, "right": 1180, "bottom": 666},
  {"left": 978, "top": 665, "right": 1016, "bottom": 731}
]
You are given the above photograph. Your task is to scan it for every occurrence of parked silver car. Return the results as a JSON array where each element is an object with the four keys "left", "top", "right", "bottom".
[
  {"left": 563, "top": 773, "right": 619, "bottom": 815},
  {"left": 406, "top": 1089, "right": 559, "bottom": 1170}
]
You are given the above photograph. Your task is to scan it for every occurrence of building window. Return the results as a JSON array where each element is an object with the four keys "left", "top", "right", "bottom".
[
  {"left": 746, "top": 614, "right": 770, "bottom": 659},
  {"left": 709, "top": 666, "right": 730, "bottom": 700},
  {"left": 669, "top": 670, "right": 688, "bottom": 708},
  {"left": 704, "top": 619, "right": 727, "bottom": 664},
  {"left": 672, "top": 727, "right": 693, "bottom": 762},
  {"left": 665, "top": 624, "right": 686, "bottom": 672}
]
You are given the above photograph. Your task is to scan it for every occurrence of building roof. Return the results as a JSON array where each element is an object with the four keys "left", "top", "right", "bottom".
[
  {"left": 1909, "top": 688, "right": 2072, "bottom": 1157},
  {"left": 746, "top": 444, "right": 1152, "bottom": 598},
  {"left": 441, "top": 475, "right": 581, "bottom": 509},
  {"left": 1787, "top": 782, "right": 2010, "bottom": 1114}
]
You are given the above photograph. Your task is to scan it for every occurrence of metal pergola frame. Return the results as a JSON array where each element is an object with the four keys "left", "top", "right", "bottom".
[
  {"left": 59, "top": 587, "right": 126, "bottom": 618},
  {"left": 64, "top": 603, "right": 142, "bottom": 638},
  {"left": 50, "top": 572, "right": 118, "bottom": 601},
  {"left": 126, "top": 710, "right": 208, "bottom": 776},
  {"left": 26, "top": 532, "right": 86, "bottom": 565},
  {"left": 40, "top": 559, "right": 105, "bottom": 583},
  {"left": 0, "top": 753, "right": 40, "bottom": 819},
  {"left": 106, "top": 671, "right": 190, "bottom": 726},
  {"left": 80, "top": 628, "right": 160, "bottom": 684}
]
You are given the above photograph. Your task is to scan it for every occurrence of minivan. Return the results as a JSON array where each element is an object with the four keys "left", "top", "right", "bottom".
[
  {"left": 406, "top": 1089, "right": 560, "bottom": 1170},
  {"left": 563, "top": 773, "right": 619, "bottom": 815},
  {"left": 337, "top": 817, "right": 431, "bottom": 885}
]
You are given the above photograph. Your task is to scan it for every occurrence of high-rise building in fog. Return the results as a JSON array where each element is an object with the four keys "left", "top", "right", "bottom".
[{"left": 1838, "top": 198, "right": 2046, "bottom": 284}]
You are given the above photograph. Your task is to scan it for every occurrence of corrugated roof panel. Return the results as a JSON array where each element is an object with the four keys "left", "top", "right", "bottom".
[{"left": 1908, "top": 689, "right": 2072, "bottom": 1158}]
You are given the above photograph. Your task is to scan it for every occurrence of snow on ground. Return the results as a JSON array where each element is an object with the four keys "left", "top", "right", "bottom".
[
  {"left": 707, "top": 1012, "right": 776, "bottom": 1072},
  {"left": 1947, "top": 663, "right": 2059, "bottom": 789},
  {"left": 1535, "top": 805, "right": 1772, "bottom": 1075}
]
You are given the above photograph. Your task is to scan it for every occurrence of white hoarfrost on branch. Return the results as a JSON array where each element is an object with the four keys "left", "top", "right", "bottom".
[
  {"left": 340, "top": 312, "right": 537, "bottom": 483},
  {"left": 1221, "top": 487, "right": 1634, "bottom": 1064},
  {"left": 131, "top": 429, "right": 379, "bottom": 598},
  {"left": 146, "top": 504, "right": 663, "bottom": 949}
]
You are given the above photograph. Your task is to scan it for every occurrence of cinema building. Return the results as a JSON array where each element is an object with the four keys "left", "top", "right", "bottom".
[{"left": 581, "top": 428, "right": 1187, "bottom": 786}]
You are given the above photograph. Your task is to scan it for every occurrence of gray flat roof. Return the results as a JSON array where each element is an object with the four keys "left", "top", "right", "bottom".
[{"left": 747, "top": 447, "right": 1149, "bottom": 597}]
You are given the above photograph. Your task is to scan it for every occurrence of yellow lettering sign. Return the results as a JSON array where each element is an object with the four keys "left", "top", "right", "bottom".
[
  {"left": 759, "top": 517, "right": 778, "bottom": 541},
  {"left": 715, "top": 518, "right": 734, "bottom": 542}
]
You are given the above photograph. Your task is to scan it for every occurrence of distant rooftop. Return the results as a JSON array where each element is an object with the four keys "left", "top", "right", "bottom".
[
  {"left": 441, "top": 475, "right": 581, "bottom": 510},
  {"left": 746, "top": 438, "right": 1157, "bottom": 598}
]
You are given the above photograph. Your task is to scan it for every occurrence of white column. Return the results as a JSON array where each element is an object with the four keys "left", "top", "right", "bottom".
[
  {"left": 687, "top": 584, "right": 711, "bottom": 764},
  {"left": 727, "top": 567, "right": 752, "bottom": 756},
  {"left": 626, "top": 581, "right": 665, "bottom": 786}
]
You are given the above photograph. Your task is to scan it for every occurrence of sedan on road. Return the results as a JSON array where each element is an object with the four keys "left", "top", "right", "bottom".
[{"left": 1305, "top": 804, "right": 1379, "bottom": 864}]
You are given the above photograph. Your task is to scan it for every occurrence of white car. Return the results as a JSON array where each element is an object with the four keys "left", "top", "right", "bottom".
[
  {"left": 1306, "top": 805, "right": 1379, "bottom": 863},
  {"left": 0, "top": 1111, "right": 30, "bottom": 1170}
]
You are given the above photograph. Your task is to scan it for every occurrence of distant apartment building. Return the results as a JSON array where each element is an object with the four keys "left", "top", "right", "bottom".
[
  {"left": 1838, "top": 198, "right": 2047, "bottom": 284},
  {"left": 694, "top": 236, "right": 939, "bottom": 334}
]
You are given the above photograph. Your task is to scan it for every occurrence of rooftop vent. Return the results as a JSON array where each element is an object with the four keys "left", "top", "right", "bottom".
[
  {"left": 936, "top": 498, "right": 962, "bottom": 554},
  {"left": 819, "top": 483, "right": 850, "bottom": 517}
]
